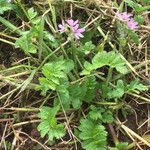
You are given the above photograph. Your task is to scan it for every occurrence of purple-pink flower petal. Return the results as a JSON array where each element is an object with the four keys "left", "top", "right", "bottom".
[
  {"left": 116, "top": 11, "right": 132, "bottom": 21},
  {"left": 74, "top": 32, "right": 84, "bottom": 39},
  {"left": 73, "top": 24, "right": 79, "bottom": 31},
  {"left": 116, "top": 11, "right": 138, "bottom": 30},
  {"left": 77, "top": 28, "right": 85, "bottom": 33},
  {"left": 58, "top": 20, "right": 65, "bottom": 33},
  {"left": 127, "top": 19, "right": 138, "bottom": 30},
  {"left": 121, "top": 12, "right": 133, "bottom": 21},
  {"left": 58, "top": 18, "right": 85, "bottom": 39},
  {"left": 66, "top": 19, "right": 79, "bottom": 27}
]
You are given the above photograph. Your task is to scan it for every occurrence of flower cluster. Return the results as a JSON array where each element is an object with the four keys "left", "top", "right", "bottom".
[
  {"left": 116, "top": 11, "right": 138, "bottom": 30},
  {"left": 58, "top": 19, "right": 85, "bottom": 39}
]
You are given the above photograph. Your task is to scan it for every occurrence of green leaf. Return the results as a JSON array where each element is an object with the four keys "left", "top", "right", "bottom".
[
  {"left": 144, "top": 0, "right": 150, "bottom": 4},
  {"left": 68, "top": 76, "right": 97, "bottom": 108},
  {"left": 38, "top": 58, "right": 74, "bottom": 95},
  {"left": 80, "top": 61, "right": 95, "bottom": 75},
  {"left": 27, "top": 7, "right": 37, "bottom": 20},
  {"left": 116, "top": 142, "right": 128, "bottom": 149},
  {"left": 63, "top": 59, "right": 74, "bottom": 73},
  {"left": 15, "top": 24, "right": 47, "bottom": 54},
  {"left": 0, "top": 0, "right": 12, "bottom": 14},
  {"left": 89, "top": 106, "right": 103, "bottom": 120},
  {"left": 81, "top": 51, "right": 127, "bottom": 75},
  {"left": 108, "top": 80, "right": 125, "bottom": 99},
  {"left": 134, "top": 15, "right": 144, "bottom": 25},
  {"left": 38, "top": 106, "right": 60, "bottom": 120},
  {"left": 89, "top": 106, "right": 114, "bottom": 123},
  {"left": 124, "top": 0, "right": 135, "bottom": 7},
  {"left": 15, "top": 34, "right": 37, "bottom": 54},
  {"left": 43, "top": 31, "right": 59, "bottom": 48},
  {"left": 100, "top": 82, "right": 112, "bottom": 99},
  {"left": 124, "top": 0, "right": 142, "bottom": 12},
  {"left": 79, "top": 119, "right": 107, "bottom": 150},
  {"left": 69, "top": 82, "right": 85, "bottom": 109},
  {"left": 92, "top": 51, "right": 108, "bottom": 68},
  {"left": 77, "top": 41, "right": 95, "bottom": 54},
  {"left": 128, "top": 30, "right": 139, "bottom": 44},
  {"left": 102, "top": 111, "right": 114, "bottom": 123},
  {"left": 47, "top": 123, "right": 65, "bottom": 140},
  {"left": 57, "top": 84, "right": 70, "bottom": 109},
  {"left": 38, "top": 77, "right": 56, "bottom": 95},
  {"left": 38, "top": 106, "right": 65, "bottom": 141},
  {"left": 82, "top": 76, "right": 97, "bottom": 103},
  {"left": 15, "top": 27, "right": 40, "bottom": 54},
  {"left": 127, "top": 79, "right": 148, "bottom": 94}
]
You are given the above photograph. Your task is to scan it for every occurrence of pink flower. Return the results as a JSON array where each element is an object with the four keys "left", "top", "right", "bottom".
[
  {"left": 127, "top": 18, "right": 138, "bottom": 30},
  {"left": 58, "top": 20, "right": 65, "bottom": 33},
  {"left": 116, "top": 11, "right": 138, "bottom": 30},
  {"left": 73, "top": 28, "right": 85, "bottom": 39},
  {"left": 58, "top": 19, "right": 85, "bottom": 39},
  {"left": 116, "top": 11, "right": 133, "bottom": 21},
  {"left": 66, "top": 19, "right": 79, "bottom": 27}
]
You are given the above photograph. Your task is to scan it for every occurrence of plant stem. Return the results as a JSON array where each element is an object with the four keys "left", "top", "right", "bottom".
[
  {"left": 126, "top": 142, "right": 136, "bottom": 149},
  {"left": 1, "top": 107, "right": 39, "bottom": 112},
  {"left": 0, "top": 16, "right": 22, "bottom": 34},
  {"left": 113, "top": 60, "right": 150, "bottom": 81},
  {"left": 0, "top": 38, "right": 15, "bottom": 45},
  {"left": 95, "top": 102, "right": 117, "bottom": 105},
  {"left": 108, "top": 123, "right": 119, "bottom": 145},
  {"left": 137, "top": 5, "right": 150, "bottom": 13},
  {"left": 38, "top": 17, "right": 44, "bottom": 60},
  {"left": 16, "top": 0, "right": 30, "bottom": 21},
  {"left": 37, "top": 39, "right": 70, "bottom": 70},
  {"left": 47, "top": 0, "right": 57, "bottom": 30},
  {"left": 106, "top": 67, "right": 113, "bottom": 86}
]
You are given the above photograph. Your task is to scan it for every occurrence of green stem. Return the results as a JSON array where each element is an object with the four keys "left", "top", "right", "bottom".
[
  {"left": 126, "top": 142, "right": 136, "bottom": 149},
  {"left": 47, "top": 0, "right": 57, "bottom": 30},
  {"left": 94, "top": 102, "right": 117, "bottom": 105},
  {"left": 137, "top": 5, "right": 150, "bottom": 13},
  {"left": 127, "top": 93, "right": 150, "bottom": 103},
  {"left": 38, "top": 18, "right": 44, "bottom": 60},
  {"left": 37, "top": 39, "right": 70, "bottom": 71},
  {"left": 16, "top": 0, "right": 30, "bottom": 21},
  {"left": 0, "top": 16, "right": 22, "bottom": 34},
  {"left": 0, "top": 65, "right": 36, "bottom": 73},
  {"left": 106, "top": 67, "right": 113, "bottom": 86}
]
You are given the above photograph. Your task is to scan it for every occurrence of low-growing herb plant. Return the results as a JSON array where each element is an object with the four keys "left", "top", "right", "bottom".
[{"left": 0, "top": 0, "right": 149, "bottom": 149}]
